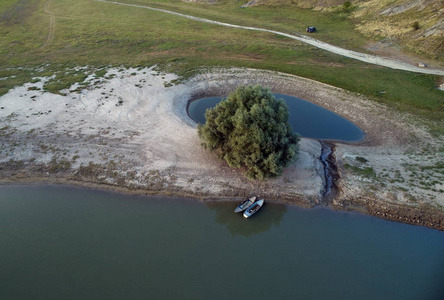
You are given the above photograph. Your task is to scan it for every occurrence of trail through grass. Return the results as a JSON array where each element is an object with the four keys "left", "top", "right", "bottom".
[
  {"left": 95, "top": 0, "right": 444, "bottom": 75},
  {"left": 0, "top": 0, "right": 442, "bottom": 132},
  {"left": 42, "top": 0, "right": 55, "bottom": 48}
]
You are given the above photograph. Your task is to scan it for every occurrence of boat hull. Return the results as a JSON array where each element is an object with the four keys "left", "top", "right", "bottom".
[
  {"left": 243, "top": 199, "right": 264, "bottom": 218},
  {"left": 234, "top": 197, "right": 256, "bottom": 213}
]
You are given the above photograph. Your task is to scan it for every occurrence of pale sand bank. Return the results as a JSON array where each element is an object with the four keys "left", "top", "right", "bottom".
[{"left": 1, "top": 67, "right": 443, "bottom": 229}]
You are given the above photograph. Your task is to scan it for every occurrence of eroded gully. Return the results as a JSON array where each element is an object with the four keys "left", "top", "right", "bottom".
[{"left": 319, "top": 141, "right": 339, "bottom": 206}]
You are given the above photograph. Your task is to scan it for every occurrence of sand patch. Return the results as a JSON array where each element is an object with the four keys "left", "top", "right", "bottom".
[{"left": 1, "top": 66, "right": 443, "bottom": 229}]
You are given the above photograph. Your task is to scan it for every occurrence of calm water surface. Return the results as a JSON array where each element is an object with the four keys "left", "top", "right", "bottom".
[
  {"left": 188, "top": 94, "right": 365, "bottom": 142},
  {"left": 1, "top": 185, "right": 444, "bottom": 300}
]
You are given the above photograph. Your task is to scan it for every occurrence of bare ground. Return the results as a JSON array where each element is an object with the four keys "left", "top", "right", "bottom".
[
  {"left": 0, "top": 67, "right": 443, "bottom": 230},
  {"left": 42, "top": 0, "right": 56, "bottom": 48}
]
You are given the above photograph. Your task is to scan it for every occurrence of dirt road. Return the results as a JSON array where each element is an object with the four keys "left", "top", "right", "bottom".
[
  {"left": 42, "top": 0, "right": 55, "bottom": 48},
  {"left": 95, "top": 0, "right": 444, "bottom": 76}
]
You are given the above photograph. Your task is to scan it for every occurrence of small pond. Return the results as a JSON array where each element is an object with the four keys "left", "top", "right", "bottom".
[{"left": 188, "top": 94, "right": 365, "bottom": 142}]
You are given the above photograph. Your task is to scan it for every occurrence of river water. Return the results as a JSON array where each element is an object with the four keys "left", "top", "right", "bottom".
[{"left": 1, "top": 185, "right": 443, "bottom": 300}]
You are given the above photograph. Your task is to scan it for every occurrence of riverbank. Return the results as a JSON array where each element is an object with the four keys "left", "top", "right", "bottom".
[{"left": 0, "top": 67, "right": 443, "bottom": 230}]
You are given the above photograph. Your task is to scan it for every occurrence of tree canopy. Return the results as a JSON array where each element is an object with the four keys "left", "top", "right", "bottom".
[{"left": 197, "top": 84, "right": 300, "bottom": 180}]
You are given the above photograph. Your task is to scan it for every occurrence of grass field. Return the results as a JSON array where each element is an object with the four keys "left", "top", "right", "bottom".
[{"left": 1, "top": 0, "right": 443, "bottom": 133}]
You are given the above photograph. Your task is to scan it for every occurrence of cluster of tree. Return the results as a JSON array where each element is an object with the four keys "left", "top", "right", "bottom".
[{"left": 198, "top": 84, "right": 300, "bottom": 180}]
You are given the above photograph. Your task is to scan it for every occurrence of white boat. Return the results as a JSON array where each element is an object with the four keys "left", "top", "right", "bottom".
[
  {"left": 234, "top": 196, "right": 256, "bottom": 213},
  {"left": 243, "top": 199, "right": 264, "bottom": 218}
]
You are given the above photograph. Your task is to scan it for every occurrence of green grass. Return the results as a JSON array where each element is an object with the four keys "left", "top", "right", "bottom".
[
  {"left": 43, "top": 70, "right": 89, "bottom": 94},
  {"left": 0, "top": 0, "right": 37, "bottom": 22},
  {"left": 345, "top": 164, "right": 376, "bottom": 178},
  {"left": 0, "top": 0, "right": 443, "bottom": 133},
  {"left": 117, "top": 0, "right": 369, "bottom": 50}
]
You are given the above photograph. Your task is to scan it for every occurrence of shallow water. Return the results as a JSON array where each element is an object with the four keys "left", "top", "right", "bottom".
[
  {"left": 188, "top": 94, "right": 365, "bottom": 142},
  {"left": 1, "top": 185, "right": 444, "bottom": 300}
]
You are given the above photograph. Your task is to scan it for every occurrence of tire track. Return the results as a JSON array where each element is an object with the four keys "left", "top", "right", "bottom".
[
  {"left": 42, "top": 0, "right": 55, "bottom": 48},
  {"left": 94, "top": 0, "right": 444, "bottom": 76}
]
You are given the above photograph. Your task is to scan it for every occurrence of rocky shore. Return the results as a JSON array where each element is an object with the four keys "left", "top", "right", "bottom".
[{"left": 1, "top": 67, "right": 442, "bottom": 230}]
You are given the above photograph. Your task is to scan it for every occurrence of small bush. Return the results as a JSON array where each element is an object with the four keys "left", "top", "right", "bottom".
[
  {"left": 355, "top": 156, "right": 368, "bottom": 163},
  {"left": 412, "top": 21, "right": 420, "bottom": 30},
  {"left": 48, "top": 159, "right": 72, "bottom": 173},
  {"left": 78, "top": 162, "right": 102, "bottom": 177}
]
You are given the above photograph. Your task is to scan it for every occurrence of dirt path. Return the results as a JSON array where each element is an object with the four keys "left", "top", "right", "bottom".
[
  {"left": 94, "top": 0, "right": 444, "bottom": 76},
  {"left": 42, "top": 0, "right": 55, "bottom": 48}
]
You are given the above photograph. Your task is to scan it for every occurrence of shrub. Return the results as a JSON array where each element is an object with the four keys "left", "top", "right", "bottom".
[
  {"left": 412, "top": 21, "right": 420, "bottom": 30},
  {"left": 198, "top": 85, "right": 300, "bottom": 180}
]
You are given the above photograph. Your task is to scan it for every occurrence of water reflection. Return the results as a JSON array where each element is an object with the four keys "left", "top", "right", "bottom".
[
  {"left": 2, "top": 186, "right": 444, "bottom": 300},
  {"left": 188, "top": 94, "right": 365, "bottom": 142},
  {"left": 205, "top": 201, "right": 287, "bottom": 236}
]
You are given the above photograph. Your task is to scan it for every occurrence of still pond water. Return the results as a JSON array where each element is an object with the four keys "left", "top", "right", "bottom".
[
  {"left": 188, "top": 94, "right": 365, "bottom": 142},
  {"left": 1, "top": 185, "right": 444, "bottom": 300}
]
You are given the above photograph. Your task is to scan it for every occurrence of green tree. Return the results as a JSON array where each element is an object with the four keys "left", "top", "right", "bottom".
[
  {"left": 198, "top": 85, "right": 300, "bottom": 180},
  {"left": 342, "top": 1, "right": 352, "bottom": 11}
]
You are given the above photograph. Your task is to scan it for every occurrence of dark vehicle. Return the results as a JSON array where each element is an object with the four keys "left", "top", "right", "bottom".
[{"left": 306, "top": 26, "right": 316, "bottom": 33}]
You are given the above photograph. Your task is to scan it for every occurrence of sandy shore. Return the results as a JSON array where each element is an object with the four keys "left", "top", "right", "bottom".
[{"left": 1, "top": 67, "right": 443, "bottom": 230}]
